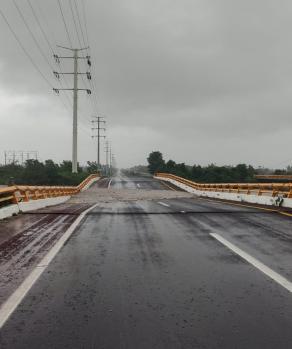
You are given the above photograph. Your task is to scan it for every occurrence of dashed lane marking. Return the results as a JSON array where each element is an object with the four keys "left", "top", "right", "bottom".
[
  {"left": 157, "top": 201, "right": 170, "bottom": 207},
  {"left": 210, "top": 232, "right": 292, "bottom": 293}
]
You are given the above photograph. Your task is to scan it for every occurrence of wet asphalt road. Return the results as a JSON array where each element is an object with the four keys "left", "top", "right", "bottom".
[{"left": 1, "top": 176, "right": 292, "bottom": 348}]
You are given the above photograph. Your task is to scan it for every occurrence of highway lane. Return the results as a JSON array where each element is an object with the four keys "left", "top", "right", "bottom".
[
  {"left": 1, "top": 176, "right": 292, "bottom": 348},
  {"left": 109, "top": 175, "right": 166, "bottom": 190},
  {"left": 0, "top": 203, "right": 91, "bottom": 306}
]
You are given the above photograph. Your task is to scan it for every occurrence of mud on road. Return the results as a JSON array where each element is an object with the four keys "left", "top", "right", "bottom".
[{"left": 0, "top": 177, "right": 190, "bottom": 306}]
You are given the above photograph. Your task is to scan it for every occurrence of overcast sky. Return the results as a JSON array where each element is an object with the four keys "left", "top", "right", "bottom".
[{"left": 1, "top": 0, "right": 292, "bottom": 168}]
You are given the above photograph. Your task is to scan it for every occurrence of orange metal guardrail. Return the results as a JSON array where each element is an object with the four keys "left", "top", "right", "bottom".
[
  {"left": 255, "top": 175, "right": 292, "bottom": 181},
  {"left": 155, "top": 173, "right": 292, "bottom": 198},
  {"left": 0, "top": 174, "right": 99, "bottom": 207}
]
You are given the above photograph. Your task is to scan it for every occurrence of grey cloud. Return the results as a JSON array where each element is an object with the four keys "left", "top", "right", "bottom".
[{"left": 1, "top": 0, "right": 292, "bottom": 167}]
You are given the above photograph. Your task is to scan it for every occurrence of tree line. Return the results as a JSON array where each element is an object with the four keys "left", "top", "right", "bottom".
[
  {"left": 147, "top": 151, "right": 256, "bottom": 183},
  {"left": 0, "top": 160, "right": 99, "bottom": 186}
]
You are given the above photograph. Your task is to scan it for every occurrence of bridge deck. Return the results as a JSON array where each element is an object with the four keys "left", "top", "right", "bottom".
[{"left": 1, "top": 176, "right": 292, "bottom": 348}]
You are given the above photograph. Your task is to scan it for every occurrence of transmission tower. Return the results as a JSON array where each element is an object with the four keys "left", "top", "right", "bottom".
[
  {"left": 53, "top": 46, "right": 92, "bottom": 173},
  {"left": 4, "top": 150, "right": 38, "bottom": 165},
  {"left": 91, "top": 116, "right": 106, "bottom": 169}
]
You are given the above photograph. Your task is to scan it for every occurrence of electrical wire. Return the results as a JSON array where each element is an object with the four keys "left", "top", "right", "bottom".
[
  {"left": 31, "top": 0, "right": 74, "bottom": 106},
  {"left": 72, "top": 0, "right": 101, "bottom": 116},
  {"left": 27, "top": 0, "right": 55, "bottom": 55},
  {"left": 26, "top": 0, "right": 89, "bottom": 123},
  {"left": 2, "top": 2, "right": 72, "bottom": 114},
  {"left": 12, "top": 0, "right": 55, "bottom": 71},
  {"left": 57, "top": 0, "right": 73, "bottom": 48},
  {"left": 0, "top": 6, "right": 53, "bottom": 89},
  {"left": 73, "top": 0, "right": 88, "bottom": 52},
  {"left": 79, "top": 0, "right": 102, "bottom": 113},
  {"left": 55, "top": 1, "right": 94, "bottom": 127},
  {"left": 13, "top": 0, "right": 75, "bottom": 111},
  {"left": 68, "top": 0, "right": 94, "bottom": 111}
]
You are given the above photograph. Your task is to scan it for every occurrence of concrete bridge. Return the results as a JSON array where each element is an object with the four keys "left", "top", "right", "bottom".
[{"left": 0, "top": 175, "right": 292, "bottom": 348}]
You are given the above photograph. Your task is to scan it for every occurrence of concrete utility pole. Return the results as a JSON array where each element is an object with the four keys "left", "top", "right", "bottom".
[
  {"left": 91, "top": 116, "right": 106, "bottom": 169},
  {"left": 53, "top": 46, "right": 92, "bottom": 173},
  {"left": 105, "top": 141, "right": 110, "bottom": 176},
  {"left": 72, "top": 49, "right": 78, "bottom": 173},
  {"left": 109, "top": 147, "right": 112, "bottom": 176},
  {"left": 110, "top": 152, "right": 115, "bottom": 175}
]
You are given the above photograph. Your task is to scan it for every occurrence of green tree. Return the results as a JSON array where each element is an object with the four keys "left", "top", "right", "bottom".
[
  {"left": 165, "top": 160, "right": 176, "bottom": 173},
  {"left": 175, "top": 163, "right": 191, "bottom": 178},
  {"left": 147, "top": 151, "right": 165, "bottom": 174},
  {"left": 59, "top": 161, "right": 73, "bottom": 173},
  {"left": 22, "top": 159, "right": 47, "bottom": 185},
  {"left": 147, "top": 151, "right": 256, "bottom": 183},
  {"left": 44, "top": 160, "right": 60, "bottom": 185}
]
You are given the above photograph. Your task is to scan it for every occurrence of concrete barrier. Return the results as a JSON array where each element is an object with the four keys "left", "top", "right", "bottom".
[
  {"left": 155, "top": 175, "right": 292, "bottom": 209},
  {"left": 0, "top": 175, "right": 100, "bottom": 220}
]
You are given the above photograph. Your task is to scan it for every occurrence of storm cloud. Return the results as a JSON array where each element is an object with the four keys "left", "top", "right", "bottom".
[{"left": 0, "top": 0, "right": 292, "bottom": 168}]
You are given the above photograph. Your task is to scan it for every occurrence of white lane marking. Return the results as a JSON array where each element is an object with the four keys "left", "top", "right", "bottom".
[
  {"left": 107, "top": 178, "right": 112, "bottom": 189},
  {"left": 137, "top": 183, "right": 141, "bottom": 188},
  {"left": 0, "top": 203, "right": 99, "bottom": 329},
  {"left": 210, "top": 233, "right": 292, "bottom": 293},
  {"left": 157, "top": 201, "right": 170, "bottom": 207},
  {"left": 181, "top": 210, "right": 186, "bottom": 213}
]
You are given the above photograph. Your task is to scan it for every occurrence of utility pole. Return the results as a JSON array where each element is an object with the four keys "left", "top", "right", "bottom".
[
  {"left": 91, "top": 116, "right": 106, "bottom": 169},
  {"left": 53, "top": 46, "right": 92, "bottom": 173},
  {"left": 105, "top": 141, "right": 110, "bottom": 176},
  {"left": 109, "top": 147, "right": 112, "bottom": 176},
  {"left": 110, "top": 152, "right": 115, "bottom": 176}
]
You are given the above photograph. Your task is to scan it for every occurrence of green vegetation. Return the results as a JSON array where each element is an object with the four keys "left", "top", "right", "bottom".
[
  {"left": 147, "top": 151, "right": 256, "bottom": 183},
  {"left": 0, "top": 160, "right": 98, "bottom": 186}
]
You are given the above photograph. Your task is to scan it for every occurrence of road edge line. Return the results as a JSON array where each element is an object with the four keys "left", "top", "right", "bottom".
[
  {"left": 159, "top": 180, "right": 176, "bottom": 191},
  {"left": 199, "top": 197, "right": 292, "bottom": 219},
  {"left": 0, "top": 202, "right": 99, "bottom": 329},
  {"left": 210, "top": 232, "right": 292, "bottom": 293}
]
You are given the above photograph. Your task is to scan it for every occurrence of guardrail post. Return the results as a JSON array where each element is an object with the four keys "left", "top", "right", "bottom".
[
  {"left": 12, "top": 191, "right": 19, "bottom": 204},
  {"left": 23, "top": 190, "right": 30, "bottom": 202}
]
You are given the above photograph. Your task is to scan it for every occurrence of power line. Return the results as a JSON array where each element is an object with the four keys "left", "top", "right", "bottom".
[
  {"left": 27, "top": 0, "right": 55, "bottom": 55},
  {"left": 73, "top": 0, "right": 95, "bottom": 103},
  {"left": 2, "top": 3, "right": 74, "bottom": 114},
  {"left": 25, "top": 0, "right": 75, "bottom": 110},
  {"left": 69, "top": 0, "right": 83, "bottom": 49},
  {"left": 79, "top": 1, "right": 102, "bottom": 113},
  {"left": 73, "top": 0, "right": 88, "bottom": 52},
  {"left": 68, "top": 0, "right": 95, "bottom": 115},
  {"left": 68, "top": 0, "right": 100, "bottom": 117},
  {"left": 81, "top": 0, "right": 90, "bottom": 49},
  {"left": 30, "top": 1, "right": 74, "bottom": 108},
  {"left": 25, "top": 0, "right": 89, "bottom": 116},
  {"left": 12, "top": 0, "right": 55, "bottom": 71},
  {"left": 0, "top": 2, "right": 93, "bottom": 164},
  {"left": 35, "top": 1, "right": 58, "bottom": 47},
  {"left": 57, "top": 0, "right": 73, "bottom": 48},
  {"left": 54, "top": 1, "right": 95, "bottom": 135},
  {"left": 0, "top": 7, "right": 53, "bottom": 88}
]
